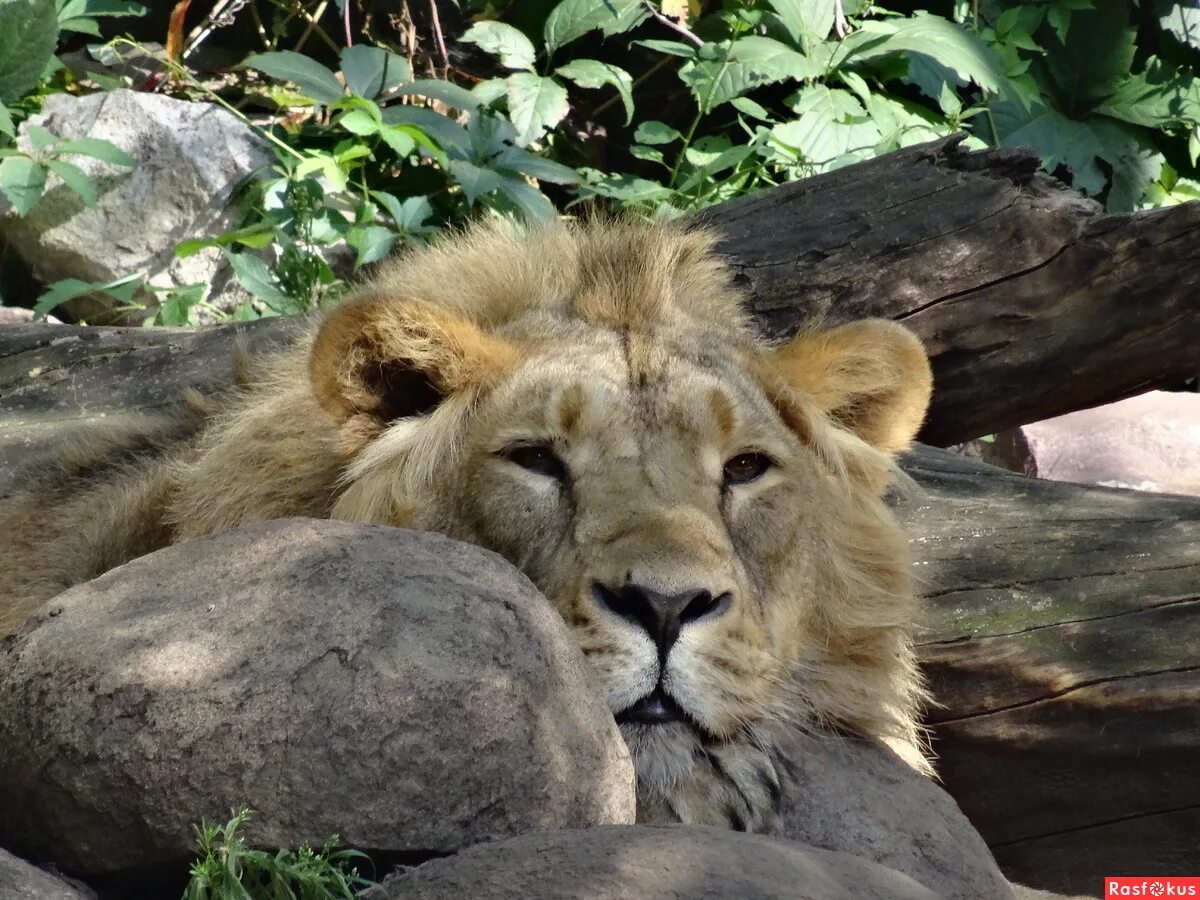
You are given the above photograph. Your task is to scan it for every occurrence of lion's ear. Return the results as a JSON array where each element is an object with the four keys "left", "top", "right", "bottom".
[
  {"left": 765, "top": 319, "right": 932, "bottom": 453},
  {"left": 310, "top": 293, "right": 518, "bottom": 431}
]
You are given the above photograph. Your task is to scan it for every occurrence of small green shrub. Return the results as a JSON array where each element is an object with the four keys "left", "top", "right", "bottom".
[{"left": 183, "top": 809, "right": 374, "bottom": 900}]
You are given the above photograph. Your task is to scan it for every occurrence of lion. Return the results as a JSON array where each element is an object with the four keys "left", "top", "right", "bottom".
[{"left": 0, "top": 218, "right": 933, "bottom": 830}]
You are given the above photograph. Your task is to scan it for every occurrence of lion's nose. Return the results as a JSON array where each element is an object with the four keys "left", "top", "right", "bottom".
[{"left": 591, "top": 582, "right": 732, "bottom": 660}]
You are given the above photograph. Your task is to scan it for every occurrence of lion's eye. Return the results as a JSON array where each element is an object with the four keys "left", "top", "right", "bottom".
[
  {"left": 723, "top": 452, "right": 772, "bottom": 486},
  {"left": 504, "top": 444, "right": 567, "bottom": 480}
]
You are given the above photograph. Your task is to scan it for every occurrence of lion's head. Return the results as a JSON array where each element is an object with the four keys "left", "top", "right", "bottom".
[{"left": 308, "top": 219, "right": 933, "bottom": 829}]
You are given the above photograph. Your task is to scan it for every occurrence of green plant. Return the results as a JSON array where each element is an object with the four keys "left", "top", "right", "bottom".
[
  {"left": 183, "top": 809, "right": 372, "bottom": 900},
  {"left": 0, "top": 123, "right": 134, "bottom": 215}
]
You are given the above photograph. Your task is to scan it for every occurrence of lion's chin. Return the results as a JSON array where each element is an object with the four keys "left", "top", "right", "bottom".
[{"left": 619, "top": 719, "right": 703, "bottom": 795}]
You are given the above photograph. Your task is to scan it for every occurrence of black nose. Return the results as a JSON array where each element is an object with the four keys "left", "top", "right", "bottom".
[{"left": 592, "top": 582, "right": 732, "bottom": 660}]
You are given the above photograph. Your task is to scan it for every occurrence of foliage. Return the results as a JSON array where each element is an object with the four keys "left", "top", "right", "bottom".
[
  {"left": 2, "top": 0, "right": 1200, "bottom": 323},
  {"left": 0, "top": 124, "right": 134, "bottom": 214},
  {"left": 183, "top": 808, "right": 373, "bottom": 900}
]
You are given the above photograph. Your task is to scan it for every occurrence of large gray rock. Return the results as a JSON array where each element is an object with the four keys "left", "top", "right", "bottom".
[
  {"left": 952, "top": 391, "right": 1200, "bottom": 497},
  {"left": 0, "top": 90, "right": 271, "bottom": 320},
  {"left": 0, "top": 848, "right": 93, "bottom": 899},
  {"left": 771, "top": 730, "right": 1014, "bottom": 899},
  {"left": 0, "top": 519, "right": 635, "bottom": 875},
  {"left": 373, "top": 826, "right": 939, "bottom": 899}
]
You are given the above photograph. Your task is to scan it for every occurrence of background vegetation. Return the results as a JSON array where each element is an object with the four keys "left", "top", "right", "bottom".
[{"left": 1, "top": 0, "right": 1199, "bottom": 324}]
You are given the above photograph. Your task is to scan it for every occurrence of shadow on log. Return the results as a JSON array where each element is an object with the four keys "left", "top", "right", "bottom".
[
  {"left": 2, "top": 325, "right": 1197, "bottom": 895},
  {"left": 904, "top": 446, "right": 1200, "bottom": 895}
]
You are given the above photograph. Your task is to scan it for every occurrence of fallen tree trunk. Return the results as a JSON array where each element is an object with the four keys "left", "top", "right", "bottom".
[
  {"left": 694, "top": 135, "right": 1200, "bottom": 445},
  {"left": 902, "top": 445, "right": 1200, "bottom": 895},
  {"left": 2, "top": 324, "right": 1197, "bottom": 896}
]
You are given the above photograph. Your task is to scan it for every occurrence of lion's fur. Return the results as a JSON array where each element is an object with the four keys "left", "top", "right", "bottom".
[{"left": 0, "top": 217, "right": 934, "bottom": 829}]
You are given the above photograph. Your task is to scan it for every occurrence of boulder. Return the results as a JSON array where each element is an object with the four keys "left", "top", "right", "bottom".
[
  {"left": 0, "top": 847, "right": 93, "bottom": 899},
  {"left": 371, "top": 825, "right": 939, "bottom": 899},
  {"left": 0, "top": 90, "right": 271, "bottom": 321},
  {"left": 770, "top": 730, "right": 1014, "bottom": 899},
  {"left": 952, "top": 391, "right": 1200, "bottom": 497},
  {"left": 0, "top": 519, "right": 635, "bottom": 875}
]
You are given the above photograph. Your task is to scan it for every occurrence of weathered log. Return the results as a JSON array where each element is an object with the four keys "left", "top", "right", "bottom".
[
  {"left": 2, "top": 323, "right": 1197, "bottom": 896},
  {"left": 695, "top": 135, "right": 1200, "bottom": 445},
  {"left": 902, "top": 445, "right": 1200, "bottom": 895}
]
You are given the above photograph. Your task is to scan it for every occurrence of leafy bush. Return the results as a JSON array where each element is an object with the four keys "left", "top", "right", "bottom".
[
  {"left": 2, "top": 0, "right": 1199, "bottom": 323},
  {"left": 183, "top": 808, "right": 373, "bottom": 900}
]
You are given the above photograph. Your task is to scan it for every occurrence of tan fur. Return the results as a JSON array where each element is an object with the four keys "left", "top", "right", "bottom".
[{"left": 0, "top": 218, "right": 934, "bottom": 829}]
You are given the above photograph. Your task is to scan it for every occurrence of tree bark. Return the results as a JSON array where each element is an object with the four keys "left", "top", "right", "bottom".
[
  {"left": 693, "top": 135, "right": 1200, "bottom": 445},
  {"left": 903, "top": 445, "right": 1200, "bottom": 895},
  {"left": 3, "top": 323, "right": 1198, "bottom": 895}
]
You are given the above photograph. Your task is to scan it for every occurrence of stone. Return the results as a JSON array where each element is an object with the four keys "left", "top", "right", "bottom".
[
  {"left": 951, "top": 391, "right": 1200, "bottom": 497},
  {"left": 0, "top": 847, "right": 94, "bottom": 899},
  {"left": 770, "top": 731, "right": 1014, "bottom": 899},
  {"left": 0, "top": 306, "right": 58, "bottom": 326},
  {"left": 0, "top": 519, "right": 635, "bottom": 875},
  {"left": 0, "top": 90, "right": 271, "bottom": 321},
  {"left": 371, "top": 825, "right": 939, "bottom": 899}
]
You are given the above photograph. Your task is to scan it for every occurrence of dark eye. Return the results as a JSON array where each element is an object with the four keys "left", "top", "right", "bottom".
[
  {"left": 504, "top": 444, "right": 568, "bottom": 480},
  {"left": 723, "top": 452, "right": 772, "bottom": 486}
]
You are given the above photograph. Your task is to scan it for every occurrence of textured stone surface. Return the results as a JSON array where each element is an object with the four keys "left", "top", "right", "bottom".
[
  {"left": 0, "top": 519, "right": 635, "bottom": 875},
  {"left": 0, "top": 848, "right": 93, "bottom": 899},
  {"left": 771, "top": 731, "right": 1014, "bottom": 900},
  {"left": 373, "top": 826, "right": 938, "bottom": 899},
  {"left": 0, "top": 90, "right": 271, "bottom": 319}
]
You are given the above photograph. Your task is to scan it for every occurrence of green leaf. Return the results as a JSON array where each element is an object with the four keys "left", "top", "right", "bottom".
[
  {"left": 339, "top": 45, "right": 411, "bottom": 98},
  {"left": 447, "top": 159, "right": 505, "bottom": 203},
  {"left": 33, "top": 273, "right": 142, "bottom": 317},
  {"left": 840, "top": 14, "right": 1004, "bottom": 93},
  {"left": 377, "top": 125, "right": 417, "bottom": 158},
  {"left": 0, "top": 104, "right": 13, "bottom": 138},
  {"left": 493, "top": 145, "right": 581, "bottom": 183},
  {"left": 224, "top": 251, "right": 297, "bottom": 313},
  {"left": 44, "top": 158, "right": 95, "bottom": 205},
  {"left": 495, "top": 174, "right": 557, "bottom": 220},
  {"left": 631, "top": 38, "right": 697, "bottom": 58},
  {"left": 472, "top": 77, "right": 509, "bottom": 105},
  {"left": 462, "top": 21, "right": 537, "bottom": 71},
  {"left": 26, "top": 123, "right": 55, "bottom": 151},
  {"left": 505, "top": 72, "right": 570, "bottom": 146},
  {"left": 1040, "top": 0, "right": 1134, "bottom": 116},
  {"left": 372, "top": 191, "right": 435, "bottom": 233},
  {"left": 576, "top": 169, "right": 673, "bottom": 203},
  {"left": 0, "top": 0, "right": 59, "bottom": 103},
  {"left": 1161, "top": 2, "right": 1200, "bottom": 52},
  {"left": 381, "top": 106, "right": 465, "bottom": 158},
  {"left": 244, "top": 51, "right": 344, "bottom": 105},
  {"left": 0, "top": 155, "right": 46, "bottom": 215},
  {"left": 347, "top": 224, "right": 396, "bottom": 267},
  {"left": 337, "top": 108, "right": 380, "bottom": 135},
  {"left": 1095, "top": 59, "right": 1200, "bottom": 129},
  {"left": 680, "top": 37, "right": 821, "bottom": 113},
  {"left": 55, "top": 136, "right": 136, "bottom": 166},
  {"left": 543, "top": 0, "right": 649, "bottom": 52},
  {"left": 395, "top": 79, "right": 480, "bottom": 111},
  {"left": 770, "top": 85, "right": 880, "bottom": 174},
  {"left": 634, "top": 120, "right": 682, "bottom": 144},
  {"left": 765, "top": 0, "right": 834, "bottom": 48},
  {"left": 555, "top": 59, "right": 634, "bottom": 123}
]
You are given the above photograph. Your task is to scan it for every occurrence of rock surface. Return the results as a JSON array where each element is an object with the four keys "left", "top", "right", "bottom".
[
  {"left": 771, "top": 730, "right": 1014, "bottom": 899},
  {"left": 952, "top": 391, "right": 1200, "bottom": 497},
  {"left": 0, "top": 519, "right": 635, "bottom": 875},
  {"left": 0, "top": 90, "right": 271, "bottom": 321},
  {"left": 0, "top": 847, "right": 93, "bottom": 899},
  {"left": 372, "top": 825, "right": 939, "bottom": 899}
]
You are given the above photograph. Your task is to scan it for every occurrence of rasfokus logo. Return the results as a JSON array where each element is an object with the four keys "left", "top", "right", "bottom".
[{"left": 1106, "top": 878, "right": 1200, "bottom": 896}]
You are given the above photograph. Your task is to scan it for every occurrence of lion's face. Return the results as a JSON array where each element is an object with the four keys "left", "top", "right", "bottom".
[{"left": 311, "top": 220, "right": 933, "bottom": 829}]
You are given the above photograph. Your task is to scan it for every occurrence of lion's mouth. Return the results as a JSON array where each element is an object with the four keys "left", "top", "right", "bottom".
[{"left": 615, "top": 688, "right": 688, "bottom": 726}]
